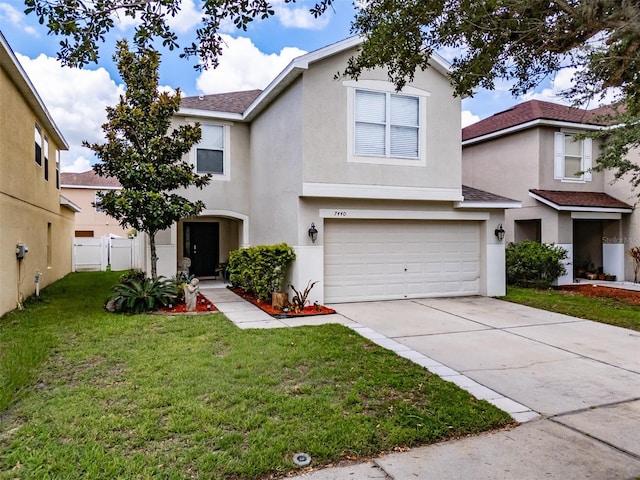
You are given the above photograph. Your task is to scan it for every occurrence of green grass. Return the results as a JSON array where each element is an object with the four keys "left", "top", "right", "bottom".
[
  {"left": 0, "top": 272, "right": 512, "bottom": 479},
  {"left": 503, "top": 286, "right": 640, "bottom": 331}
]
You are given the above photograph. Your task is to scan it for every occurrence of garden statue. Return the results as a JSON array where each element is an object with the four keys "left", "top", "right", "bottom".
[{"left": 184, "top": 277, "right": 200, "bottom": 312}]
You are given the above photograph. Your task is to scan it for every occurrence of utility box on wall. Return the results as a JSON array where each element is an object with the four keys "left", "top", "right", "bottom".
[{"left": 16, "top": 243, "right": 29, "bottom": 260}]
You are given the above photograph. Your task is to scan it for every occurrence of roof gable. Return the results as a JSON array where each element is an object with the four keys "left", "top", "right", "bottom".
[{"left": 179, "top": 36, "right": 453, "bottom": 121}]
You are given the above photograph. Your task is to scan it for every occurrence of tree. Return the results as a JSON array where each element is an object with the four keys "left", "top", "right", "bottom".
[
  {"left": 87, "top": 40, "right": 210, "bottom": 279},
  {"left": 24, "top": 0, "right": 332, "bottom": 69}
]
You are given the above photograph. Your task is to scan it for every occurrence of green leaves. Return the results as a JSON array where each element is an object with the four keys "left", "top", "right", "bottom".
[
  {"left": 88, "top": 41, "right": 211, "bottom": 278},
  {"left": 506, "top": 241, "right": 568, "bottom": 288},
  {"left": 107, "top": 277, "right": 177, "bottom": 314},
  {"left": 228, "top": 244, "right": 296, "bottom": 301},
  {"left": 24, "top": 0, "right": 334, "bottom": 70}
]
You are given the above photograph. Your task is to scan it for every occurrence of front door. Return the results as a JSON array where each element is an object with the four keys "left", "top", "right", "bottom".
[{"left": 183, "top": 222, "right": 219, "bottom": 277}]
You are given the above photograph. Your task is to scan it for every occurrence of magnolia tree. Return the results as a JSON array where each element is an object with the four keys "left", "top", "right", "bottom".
[{"left": 87, "top": 40, "right": 211, "bottom": 279}]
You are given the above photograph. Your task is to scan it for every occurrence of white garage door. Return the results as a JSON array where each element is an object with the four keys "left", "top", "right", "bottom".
[{"left": 324, "top": 220, "right": 481, "bottom": 303}]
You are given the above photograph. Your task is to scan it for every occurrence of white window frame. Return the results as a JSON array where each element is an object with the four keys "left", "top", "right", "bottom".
[
  {"left": 344, "top": 80, "right": 429, "bottom": 167},
  {"left": 193, "top": 123, "right": 231, "bottom": 181},
  {"left": 95, "top": 191, "right": 105, "bottom": 213},
  {"left": 554, "top": 130, "right": 592, "bottom": 182},
  {"left": 34, "top": 123, "right": 42, "bottom": 166}
]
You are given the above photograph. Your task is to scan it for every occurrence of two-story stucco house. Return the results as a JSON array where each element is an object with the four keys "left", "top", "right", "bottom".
[
  {"left": 0, "top": 31, "right": 78, "bottom": 316},
  {"left": 60, "top": 170, "right": 130, "bottom": 238},
  {"left": 462, "top": 99, "right": 636, "bottom": 284},
  {"left": 144, "top": 37, "right": 518, "bottom": 304}
]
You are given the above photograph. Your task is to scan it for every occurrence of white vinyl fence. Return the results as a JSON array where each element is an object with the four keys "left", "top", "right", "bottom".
[{"left": 73, "top": 236, "right": 142, "bottom": 272}]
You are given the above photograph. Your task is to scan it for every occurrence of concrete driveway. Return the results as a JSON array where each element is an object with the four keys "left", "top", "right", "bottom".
[{"left": 319, "top": 296, "right": 640, "bottom": 479}]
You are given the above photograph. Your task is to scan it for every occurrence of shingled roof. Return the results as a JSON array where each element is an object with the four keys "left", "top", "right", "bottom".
[
  {"left": 181, "top": 89, "right": 263, "bottom": 114},
  {"left": 529, "top": 189, "right": 633, "bottom": 211},
  {"left": 462, "top": 100, "right": 610, "bottom": 142},
  {"left": 462, "top": 185, "right": 518, "bottom": 203},
  {"left": 60, "top": 170, "right": 121, "bottom": 188}
]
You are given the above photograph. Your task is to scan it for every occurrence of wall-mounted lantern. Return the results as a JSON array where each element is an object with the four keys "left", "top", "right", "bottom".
[
  {"left": 494, "top": 223, "right": 506, "bottom": 242},
  {"left": 308, "top": 223, "right": 318, "bottom": 244}
]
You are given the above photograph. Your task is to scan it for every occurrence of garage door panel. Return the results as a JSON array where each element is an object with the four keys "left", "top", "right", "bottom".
[{"left": 325, "top": 220, "right": 481, "bottom": 303}]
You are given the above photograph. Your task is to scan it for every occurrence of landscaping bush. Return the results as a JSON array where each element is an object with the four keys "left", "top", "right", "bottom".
[
  {"left": 506, "top": 241, "right": 568, "bottom": 288},
  {"left": 106, "top": 277, "right": 176, "bottom": 313},
  {"left": 228, "top": 243, "right": 296, "bottom": 301},
  {"left": 119, "top": 269, "right": 146, "bottom": 285}
]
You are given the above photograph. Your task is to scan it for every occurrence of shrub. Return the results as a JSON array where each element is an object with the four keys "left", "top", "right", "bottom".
[
  {"left": 228, "top": 243, "right": 296, "bottom": 301},
  {"left": 506, "top": 241, "right": 568, "bottom": 288},
  {"left": 119, "top": 269, "right": 146, "bottom": 285},
  {"left": 106, "top": 277, "right": 176, "bottom": 314}
]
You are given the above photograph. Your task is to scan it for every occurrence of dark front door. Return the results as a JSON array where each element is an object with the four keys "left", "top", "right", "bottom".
[{"left": 183, "top": 222, "right": 219, "bottom": 277}]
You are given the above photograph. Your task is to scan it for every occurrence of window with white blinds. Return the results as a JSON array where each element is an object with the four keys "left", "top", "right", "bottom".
[
  {"left": 355, "top": 90, "right": 419, "bottom": 159},
  {"left": 196, "top": 125, "right": 225, "bottom": 175}
]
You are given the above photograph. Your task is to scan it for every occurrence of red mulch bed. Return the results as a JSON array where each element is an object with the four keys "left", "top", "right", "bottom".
[
  {"left": 229, "top": 287, "right": 336, "bottom": 318},
  {"left": 158, "top": 293, "right": 218, "bottom": 314},
  {"left": 560, "top": 284, "right": 640, "bottom": 306}
]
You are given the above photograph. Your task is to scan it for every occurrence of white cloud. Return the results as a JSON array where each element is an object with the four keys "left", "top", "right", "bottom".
[
  {"left": 520, "top": 67, "right": 620, "bottom": 108},
  {"left": 195, "top": 35, "right": 306, "bottom": 94},
  {"left": 0, "top": 2, "right": 39, "bottom": 36},
  {"left": 65, "top": 155, "right": 93, "bottom": 173},
  {"left": 275, "top": 1, "right": 331, "bottom": 30},
  {"left": 166, "top": 0, "right": 202, "bottom": 33},
  {"left": 461, "top": 110, "right": 480, "bottom": 128},
  {"left": 16, "top": 53, "right": 124, "bottom": 172}
]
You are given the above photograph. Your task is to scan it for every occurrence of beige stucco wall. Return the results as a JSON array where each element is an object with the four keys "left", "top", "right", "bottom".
[
  {"left": 603, "top": 147, "right": 640, "bottom": 281},
  {"left": 173, "top": 118, "right": 252, "bottom": 218},
  {"left": 1, "top": 66, "right": 74, "bottom": 316},
  {"left": 463, "top": 129, "right": 540, "bottom": 208},
  {"left": 301, "top": 50, "right": 462, "bottom": 190},
  {"left": 60, "top": 187, "right": 130, "bottom": 237},
  {"left": 538, "top": 126, "right": 605, "bottom": 191},
  {"left": 249, "top": 78, "right": 305, "bottom": 246}
]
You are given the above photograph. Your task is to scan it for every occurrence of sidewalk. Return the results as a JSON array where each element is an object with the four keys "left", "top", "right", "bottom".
[{"left": 199, "top": 283, "right": 640, "bottom": 480}]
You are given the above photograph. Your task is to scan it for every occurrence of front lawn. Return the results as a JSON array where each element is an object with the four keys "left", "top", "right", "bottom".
[
  {"left": 503, "top": 286, "right": 640, "bottom": 332},
  {"left": 0, "top": 272, "right": 512, "bottom": 479}
]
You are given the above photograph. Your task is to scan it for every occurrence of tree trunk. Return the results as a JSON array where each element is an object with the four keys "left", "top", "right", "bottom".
[{"left": 149, "top": 230, "right": 158, "bottom": 280}]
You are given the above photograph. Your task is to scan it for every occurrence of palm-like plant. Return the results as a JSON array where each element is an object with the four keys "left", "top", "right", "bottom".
[{"left": 107, "top": 277, "right": 176, "bottom": 314}]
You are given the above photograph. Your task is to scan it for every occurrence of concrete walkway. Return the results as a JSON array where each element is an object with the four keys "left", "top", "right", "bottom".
[{"left": 200, "top": 283, "right": 640, "bottom": 479}]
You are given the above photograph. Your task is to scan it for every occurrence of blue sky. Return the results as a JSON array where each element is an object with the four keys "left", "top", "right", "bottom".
[{"left": 0, "top": 0, "right": 573, "bottom": 172}]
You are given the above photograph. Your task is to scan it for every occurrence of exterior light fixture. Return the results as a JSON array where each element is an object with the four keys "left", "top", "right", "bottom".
[
  {"left": 308, "top": 223, "right": 318, "bottom": 243},
  {"left": 494, "top": 223, "right": 506, "bottom": 242}
]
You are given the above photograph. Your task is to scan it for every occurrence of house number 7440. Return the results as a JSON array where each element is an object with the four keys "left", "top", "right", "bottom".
[{"left": 334, "top": 211, "right": 347, "bottom": 217}]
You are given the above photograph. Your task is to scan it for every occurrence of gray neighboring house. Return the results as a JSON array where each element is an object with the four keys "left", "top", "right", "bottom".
[
  {"left": 146, "top": 37, "right": 519, "bottom": 304},
  {"left": 462, "top": 99, "right": 638, "bottom": 284}
]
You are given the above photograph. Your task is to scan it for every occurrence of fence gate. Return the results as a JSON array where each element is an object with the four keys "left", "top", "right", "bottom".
[{"left": 73, "top": 236, "right": 141, "bottom": 272}]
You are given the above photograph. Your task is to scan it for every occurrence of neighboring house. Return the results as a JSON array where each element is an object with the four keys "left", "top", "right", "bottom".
[
  {"left": 462, "top": 99, "right": 636, "bottom": 284},
  {"left": 0, "top": 31, "right": 79, "bottom": 316},
  {"left": 146, "top": 37, "right": 519, "bottom": 304},
  {"left": 60, "top": 170, "right": 130, "bottom": 238}
]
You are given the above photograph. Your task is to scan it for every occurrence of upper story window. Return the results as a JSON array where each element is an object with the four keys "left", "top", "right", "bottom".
[
  {"left": 195, "top": 124, "right": 229, "bottom": 178},
  {"left": 43, "top": 136, "right": 49, "bottom": 181},
  {"left": 355, "top": 90, "right": 419, "bottom": 158},
  {"left": 554, "top": 132, "right": 592, "bottom": 182},
  {"left": 95, "top": 191, "right": 104, "bottom": 213},
  {"left": 345, "top": 80, "right": 428, "bottom": 167},
  {"left": 56, "top": 151, "right": 60, "bottom": 189},
  {"left": 34, "top": 123, "right": 42, "bottom": 165}
]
